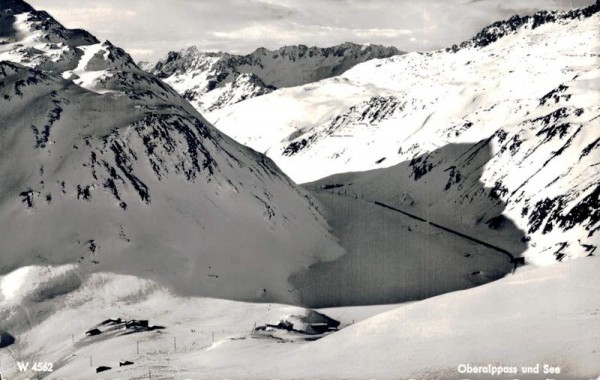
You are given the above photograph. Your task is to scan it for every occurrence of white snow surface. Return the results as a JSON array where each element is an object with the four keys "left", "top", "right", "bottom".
[
  {"left": 61, "top": 43, "right": 111, "bottom": 93},
  {"left": 0, "top": 257, "right": 598, "bottom": 379},
  {"left": 265, "top": 256, "right": 600, "bottom": 380}
]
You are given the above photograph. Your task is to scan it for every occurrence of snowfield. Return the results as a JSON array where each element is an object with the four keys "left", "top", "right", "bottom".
[
  {"left": 0, "top": 257, "right": 598, "bottom": 379},
  {"left": 265, "top": 255, "right": 600, "bottom": 380}
]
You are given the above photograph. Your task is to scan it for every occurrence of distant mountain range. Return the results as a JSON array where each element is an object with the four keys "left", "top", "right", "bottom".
[{"left": 142, "top": 43, "right": 402, "bottom": 112}]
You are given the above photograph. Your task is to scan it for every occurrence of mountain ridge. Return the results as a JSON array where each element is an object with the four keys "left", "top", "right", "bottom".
[
  {"left": 145, "top": 42, "right": 402, "bottom": 112},
  {"left": 0, "top": 0, "right": 345, "bottom": 305},
  {"left": 450, "top": 0, "right": 600, "bottom": 51}
]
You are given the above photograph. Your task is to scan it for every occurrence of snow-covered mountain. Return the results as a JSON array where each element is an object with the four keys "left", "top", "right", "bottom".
[
  {"left": 146, "top": 43, "right": 402, "bottom": 112},
  {"left": 0, "top": 0, "right": 345, "bottom": 305},
  {"left": 212, "top": 2, "right": 600, "bottom": 265}
]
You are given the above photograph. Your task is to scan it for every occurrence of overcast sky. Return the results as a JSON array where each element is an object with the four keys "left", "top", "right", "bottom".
[{"left": 27, "top": 0, "right": 595, "bottom": 62}]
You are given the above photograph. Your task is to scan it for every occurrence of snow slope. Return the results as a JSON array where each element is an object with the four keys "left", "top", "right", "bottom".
[
  {"left": 263, "top": 255, "right": 600, "bottom": 380},
  {"left": 213, "top": 3, "right": 600, "bottom": 264},
  {"left": 0, "top": 266, "right": 339, "bottom": 379},
  {"left": 0, "top": 0, "right": 344, "bottom": 305},
  {"left": 146, "top": 43, "right": 402, "bottom": 113},
  {"left": 1, "top": 256, "right": 598, "bottom": 379}
]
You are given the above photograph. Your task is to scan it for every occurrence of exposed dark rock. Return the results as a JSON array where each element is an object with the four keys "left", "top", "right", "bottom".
[
  {"left": 0, "top": 330, "right": 16, "bottom": 348},
  {"left": 86, "top": 328, "right": 102, "bottom": 336},
  {"left": 96, "top": 366, "right": 111, "bottom": 373}
]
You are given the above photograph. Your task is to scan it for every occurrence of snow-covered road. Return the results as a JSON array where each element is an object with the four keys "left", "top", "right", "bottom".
[{"left": 369, "top": 199, "right": 517, "bottom": 263}]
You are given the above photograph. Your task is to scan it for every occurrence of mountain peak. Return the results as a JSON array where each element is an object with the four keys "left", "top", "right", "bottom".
[
  {"left": 0, "top": 0, "right": 34, "bottom": 14},
  {"left": 0, "top": 0, "right": 344, "bottom": 305},
  {"left": 0, "top": 3, "right": 99, "bottom": 48},
  {"left": 450, "top": 0, "right": 600, "bottom": 51}
]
